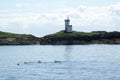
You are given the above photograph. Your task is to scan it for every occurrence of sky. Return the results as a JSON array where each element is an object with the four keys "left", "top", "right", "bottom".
[{"left": 0, "top": 0, "right": 120, "bottom": 37}]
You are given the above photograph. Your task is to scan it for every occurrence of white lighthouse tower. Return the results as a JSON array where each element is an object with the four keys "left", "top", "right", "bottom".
[{"left": 65, "top": 17, "right": 72, "bottom": 33}]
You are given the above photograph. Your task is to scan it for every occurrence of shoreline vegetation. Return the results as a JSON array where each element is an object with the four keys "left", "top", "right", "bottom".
[{"left": 0, "top": 30, "right": 120, "bottom": 45}]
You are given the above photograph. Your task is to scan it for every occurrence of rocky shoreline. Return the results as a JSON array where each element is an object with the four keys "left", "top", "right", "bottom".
[
  {"left": 0, "top": 30, "right": 120, "bottom": 45},
  {"left": 40, "top": 31, "right": 120, "bottom": 45},
  {"left": 0, "top": 31, "right": 40, "bottom": 45}
]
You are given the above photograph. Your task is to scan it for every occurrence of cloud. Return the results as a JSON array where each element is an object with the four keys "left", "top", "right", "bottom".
[{"left": 0, "top": 2, "right": 120, "bottom": 36}]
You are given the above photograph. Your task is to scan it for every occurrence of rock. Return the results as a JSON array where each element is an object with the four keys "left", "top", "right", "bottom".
[
  {"left": 24, "top": 62, "right": 27, "bottom": 64},
  {"left": 54, "top": 61, "right": 61, "bottom": 63},
  {"left": 37, "top": 60, "right": 41, "bottom": 63},
  {"left": 17, "top": 63, "right": 20, "bottom": 66}
]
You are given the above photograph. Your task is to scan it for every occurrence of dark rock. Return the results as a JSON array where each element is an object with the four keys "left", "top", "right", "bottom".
[
  {"left": 17, "top": 63, "right": 20, "bottom": 66},
  {"left": 24, "top": 62, "right": 27, "bottom": 64},
  {"left": 54, "top": 61, "right": 61, "bottom": 63},
  {"left": 37, "top": 60, "right": 41, "bottom": 63}
]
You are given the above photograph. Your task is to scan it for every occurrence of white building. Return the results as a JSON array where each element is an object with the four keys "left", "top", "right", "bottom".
[{"left": 65, "top": 17, "right": 72, "bottom": 33}]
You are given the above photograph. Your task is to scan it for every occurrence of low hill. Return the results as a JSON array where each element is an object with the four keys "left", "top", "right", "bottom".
[
  {"left": 40, "top": 30, "right": 120, "bottom": 45},
  {"left": 0, "top": 31, "right": 40, "bottom": 45},
  {"left": 0, "top": 30, "right": 120, "bottom": 45}
]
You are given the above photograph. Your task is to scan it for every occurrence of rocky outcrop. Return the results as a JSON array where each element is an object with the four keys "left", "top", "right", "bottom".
[
  {"left": 0, "top": 30, "right": 120, "bottom": 45},
  {"left": 0, "top": 31, "right": 40, "bottom": 45},
  {"left": 0, "top": 37, "right": 40, "bottom": 45},
  {"left": 40, "top": 31, "right": 120, "bottom": 45}
]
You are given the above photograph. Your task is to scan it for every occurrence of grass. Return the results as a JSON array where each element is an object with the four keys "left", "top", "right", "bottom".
[
  {"left": 45, "top": 30, "right": 104, "bottom": 38},
  {"left": 0, "top": 31, "right": 33, "bottom": 39}
]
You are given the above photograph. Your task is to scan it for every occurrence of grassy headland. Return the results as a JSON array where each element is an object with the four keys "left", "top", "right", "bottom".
[
  {"left": 0, "top": 31, "right": 40, "bottom": 45},
  {"left": 41, "top": 30, "right": 120, "bottom": 45},
  {"left": 0, "top": 30, "right": 120, "bottom": 45}
]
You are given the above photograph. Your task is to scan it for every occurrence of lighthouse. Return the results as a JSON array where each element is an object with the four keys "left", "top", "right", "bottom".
[{"left": 65, "top": 17, "right": 72, "bottom": 33}]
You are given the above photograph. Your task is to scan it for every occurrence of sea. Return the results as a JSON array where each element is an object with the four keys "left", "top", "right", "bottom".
[{"left": 0, "top": 44, "right": 120, "bottom": 80}]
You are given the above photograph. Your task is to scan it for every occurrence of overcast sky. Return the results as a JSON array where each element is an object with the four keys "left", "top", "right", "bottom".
[{"left": 0, "top": 0, "right": 120, "bottom": 37}]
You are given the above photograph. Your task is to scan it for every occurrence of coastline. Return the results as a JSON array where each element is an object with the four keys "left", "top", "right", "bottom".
[{"left": 0, "top": 30, "right": 120, "bottom": 45}]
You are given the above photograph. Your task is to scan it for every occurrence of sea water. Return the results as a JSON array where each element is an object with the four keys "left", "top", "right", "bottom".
[{"left": 0, "top": 45, "right": 120, "bottom": 80}]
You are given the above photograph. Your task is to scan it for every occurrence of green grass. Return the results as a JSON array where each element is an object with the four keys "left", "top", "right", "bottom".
[
  {"left": 45, "top": 30, "right": 104, "bottom": 38},
  {"left": 0, "top": 31, "right": 33, "bottom": 39}
]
